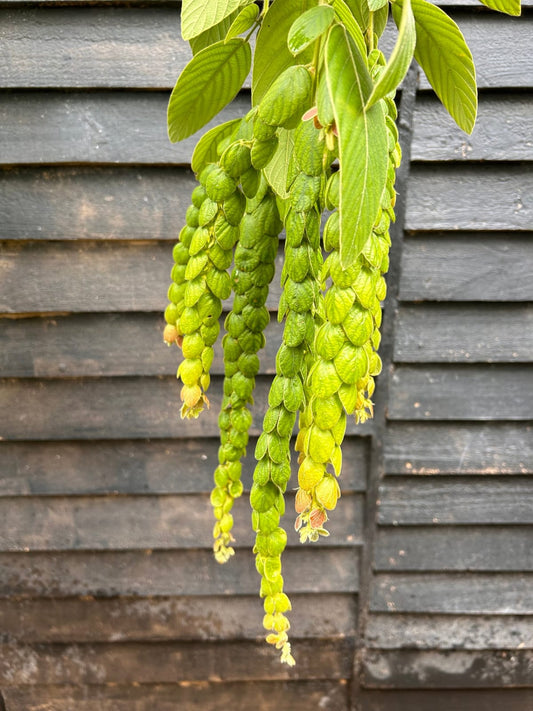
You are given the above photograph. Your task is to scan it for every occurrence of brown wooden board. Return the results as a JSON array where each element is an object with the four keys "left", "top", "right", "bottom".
[
  {"left": 394, "top": 304, "right": 533, "bottom": 363},
  {"left": 2, "top": 681, "right": 350, "bottom": 711},
  {"left": 0, "top": 593, "right": 357, "bottom": 643},
  {"left": 405, "top": 166, "right": 533, "bottom": 232},
  {"left": 374, "top": 526, "right": 533, "bottom": 570},
  {"left": 0, "top": 548, "right": 360, "bottom": 597},
  {"left": 411, "top": 94, "right": 533, "bottom": 161},
  {"left": 365, "top": 613, "right": 533, "bottom": 650},
  {"left": 371, "top": 572, "right": 533, "bottom": 613},
  {"left": 384, "top": 423, "right": 533, "bottom": 474},
  {"left": 388, "top": 365, "right": 533, "bottom": 420},
  {"left": 0, "top": 167, "right": 196, "bottom": 241},
  {"left": 360, "top": 689, "right": 533, "bottom": 711},
  {"left": 0, "top": 492, "right": 364, "bottom": 551},
  {"left": 376, "top": 478, "right": 533, "bottom": 525},
  {"left": 361, "top": 648, "right": 533, "bottom": 688},
  {"left": 0, "top": 376, "right": 373, "bottom": 440},
  {"left": 0, "top": 438, "right": 369, "bottom": 496},
  {"left": 399, "top": 235, "right": 533, "bottom": 302}
]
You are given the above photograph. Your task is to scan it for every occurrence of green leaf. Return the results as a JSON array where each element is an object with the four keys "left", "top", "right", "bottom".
[
  {"left": 366, "top": 0, "right": 416, "bottom": 109},
  {"left": 332, "top": 0, "right": 367, "bottom": 57},
  {"left": 396, "top": 0, "right": 477, "bottom": 133},
  {"left": 325, "top": 25, "right": 388, "bottom": 267},
  {"left": 252, "top": 0, "right": 318, "bottom": 105},
  {"left": 189, "top": 10, "right": 240, "bottom": 54},
  {"left": 191, "top": 118, "right": 242, "bottom": 174},
  {"left": 168, "top": 39, "right": 251, "bottom": 142},
  {"left": 288, "top": 5, "right": 335, "bottom": 55},
  {"left": 341, "top": 0, "right": 369, "bottom": 32},
  {"left": 374, "top": 2, "right": 390, "bottom": 37},
  {"left": 226, "top": 3, "right": 260, "bottom": 41},
  {"left": 181, "top": 0, "right": 252, "bottom": 41},
  {"left": 367, "top": 0, "right": 388, "bottom": 10},
  {"left": 478, "top": 0, "right": 521, "bottom": 15},
  {"left": 263, "top": 128, "right": 295, "bottom": 199}
]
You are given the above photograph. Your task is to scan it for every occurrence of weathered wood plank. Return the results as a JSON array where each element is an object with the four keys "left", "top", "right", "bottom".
[
  {"left": 0, "top": 438, "right": 369, "bottom": 496},
  {"left": 399, "top": 236, "right": 533, "bottom": 302},
  {"left": 384, "top": 423, "right": 533, "bottom": 474},
  {"left": 374, "top": 527, "right": 533, "bottom": 570},
  {"left": 0, "top": 639, "right": 355, "bottom": 685},
  {"left": 0, "top": 594, "right": 356, "bottom": 642},
  {"left": 0, "top": 167, "right": 196, "bottom": 241},
  {"left": 388, "top": 365, "right": 533, "bottom": 421},
  {"left": 360, "top": 689, "right": 533, "bottom": 711},
  {"left": 411, "top": 95, "right": 533, "bottom": 161},
  {"left": 0, "top": 92, "right": 247, "bottom": 166},
  {"left": 394, "top": 304, "right": 533, "bottom": 363},
  {"left": 371, "top": 572, "right": 533, "bottom": 613},
  {"left": 0, "top": 493, "right": 364, "bottom": 551},
  {"left": 0, "top": 376, "right": 373, "bottom": 440},
  {"left": 377, "top": 479, "right": 533, "bottom": 525},
  {"left": 362, "top": 648, "right": 533, "bottom": 688},
  {"left": 405, "top": 167, "right": 533, "bottom": 231},
  {"left": 366, "top": 613, "right": 533, "bottom": 650},
  {"left": 0, "top": 548, "right": 360, "bottom": 597}
]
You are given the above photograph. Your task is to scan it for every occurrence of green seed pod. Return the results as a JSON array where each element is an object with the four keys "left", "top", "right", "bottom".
[
  {"left": 253, "top": 117, "right": 278, "bottom": 141},
  {"left": 185, "top": 204, "right": 200, "bottom": 228},
  {"left": 222, "top": 190, "right": 246, "bottom": 226},
  {"left": 220, "top": 141, "right": 252, "bottom": 179},
  {"left": 205, "top": 166, "right": 237, "bottom": 202},
  {"left": 257, "top": 65, "right": 313, "bottom": 129},
  {"left": 198, "top": 197, "right": 218, "bottom": 226},
  {"left": 251, "top": 136, "right": 279, "bottom": 170},
  {"left": 241, "top": 166, "right": 261, "bottom": 198},
  {"left": 325, "top": 171, "right": 340, "bottom": 210}
]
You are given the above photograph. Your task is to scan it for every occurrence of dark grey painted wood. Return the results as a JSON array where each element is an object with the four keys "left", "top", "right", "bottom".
[
  {"left": 394, "top": 304, "right": 533, "bottom": 363},
  {"left": 360, "top": 689, "right": 533, "bottom": 711},
  {"left": 389, "top": 365, "right": 533, "bottom": 420},
  {"left": 384, "top": 423, "right": 533, "bottom": 474},
  {"left": 405, "top": 167, "right": 533, "bottom": 231},
  {"left": 399, "top": 236, "right": 533, "bottom": 302}
]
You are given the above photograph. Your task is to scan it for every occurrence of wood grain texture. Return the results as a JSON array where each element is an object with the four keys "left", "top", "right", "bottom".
[
  {"left": 0, "top": 594, "right": 357, "bottom": 642},
  {"left": 0, "top": 438, "right": 369, "bottom": 496},
  {"left": 389, "top": 365, "right": 533, "bottom": 420},
  {"left": 411, "top": 94, "right": 533, "bottom": 161},
  {"left": 374, "top": 526, "right": 533, "bottom": 570},
  {"left": 399, "top": 236, "right": 533, "bottom": 302},
  {"left": 394, "top": 304, "right": 533, "bottom": 363},
  {"left": 0, "top": 548, "right": 360, "bottom": 597},
  {"left": 384, "top": 423, "right": 533, "bottom": 474},
  {"left": 360, "top": 689, "right": 533, "bottom": 711},
  {"left": 405, "top": 167, "right": 533, "bottom": 231},
  {"left": 371, "top": 572, "right": 533, "bottom": 613},
  {"left": 0, "top": 167, "right": 196, "bottom": 241}
]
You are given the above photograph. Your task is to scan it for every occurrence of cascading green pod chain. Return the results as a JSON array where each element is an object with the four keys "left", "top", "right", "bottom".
[{"left": 165, "top": 0, "right": 502, "bottom": 666}]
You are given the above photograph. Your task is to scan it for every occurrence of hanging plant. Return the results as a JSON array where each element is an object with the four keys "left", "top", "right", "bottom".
[{"left": 163, "top": 0, "right": 521, "bottom": 665}]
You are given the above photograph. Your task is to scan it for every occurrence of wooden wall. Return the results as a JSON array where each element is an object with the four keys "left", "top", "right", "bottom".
[{"left": 0, "top": 2, "right": 531, "bottom": 709}]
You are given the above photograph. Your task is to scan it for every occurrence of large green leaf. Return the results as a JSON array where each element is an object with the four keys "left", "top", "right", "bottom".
[
  {"left": 395, "top": 0, "right": 477, "bottom": 133},
  {"left": 288, "top": 5, "right": 335, "bottom": 55},
  {"left": 341, "top": 0, "right": 369, "bottom": 32},
  {"left": 168, "top": 39, "right": 251, "bottom": 142},
  {"left": 367, "top": 0, "right": 388, "bottom": 10},
  {"left": 332, "top": 0, "right": 367, "bottom": 57},
  {"left": 226, "top": 3, "right": 260, "bottom": 41},
  {"left": 325, "top": 25, "right": 388, "bottom": 267},
  {"left": 478, "top": 0, "right": 521, "bottom": 15},
  {"left": 374, "top": 2, "right": 390, "bottom": 38},
  {"left": 191, "top": 118, "right": 242, "bottom": 175},
  {"left": 190, "top": 10, "right": 240, "bottom": 55},
  {"left": 252, "top": 0, "right": 318, "bottom": 105},
  {"left": 366, "top": 0, "right": 416, "bottom": 109},
  {"left": 181, "top": 0, "right": 252, "bottom": 41},
  {"left": 263, "top": 128, "right": 295, "bottom": 199}
]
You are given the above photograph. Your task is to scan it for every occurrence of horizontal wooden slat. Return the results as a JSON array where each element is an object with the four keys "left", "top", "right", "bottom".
[
  {"left": 0, "top": 638, "right": 354, "bottom": 684},
  {"left": 389, "top": 365, "right": 533, "bottom": 421},
  {"left": 411, "top": 95, "right": 533, "bottom": 161},
  {"left": 374, "top": 527, "right": 533, "bottom": 570},
  {"left": 0, "top": 92, "right": 247, "bottom": 166},
  {"left": 377, "top": 479, "right": 533, "bottom": 525},
  {"left": 384, "top": 423, "right": 533, "bottom": 474},
  {"left": 0, "top": 593, "right": 356, "bottom": 643},
  {"left": 0, "top": 493, "right": 364, "bottom": 551},
  {"left": 360, "top": 689, "right": 533, "bottom": 711},
  {"left": 394, "top": 304, "right": 533, "bottom": 363},
  {"left": 2, "top": 681, "right": 349, "bottom": 711},
  {"left": 0, "top": 376, "right": 373, "bottom": 440},
  {"left": 0, "top": 438, "right": 368, "bottom": 496},
  {"left": 405, "top": 167, "right": 533, "bottom": 231},
  {"left": 0, "top": 548, "right": 360, "bottom": 597},
  {"left": 371, "top": 573, "right": 533, "bottom": 613},
  {"left": 0, "top": 167, "right": 196, "bottom": 241},
  {"left": 366, "top": 614, "right": 533, "bottom": 649},
  {"left": 399, "top": 236, "right": 533, "bottom": 302},
  {"left": 362, "top": 648, "right": 533, "bottom": 688}
]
